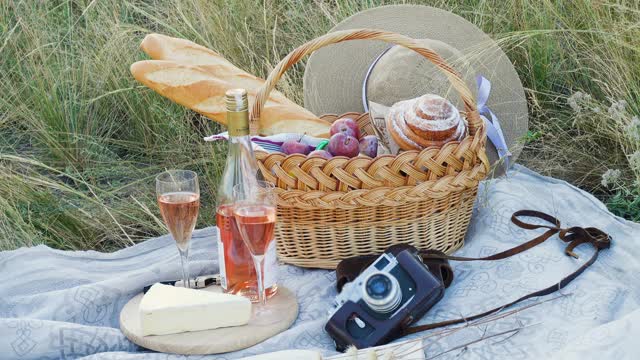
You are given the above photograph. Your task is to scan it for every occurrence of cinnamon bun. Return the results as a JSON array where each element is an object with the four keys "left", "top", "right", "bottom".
[{"left": 386, "top": 94, "right": 466, "bottom": 151}]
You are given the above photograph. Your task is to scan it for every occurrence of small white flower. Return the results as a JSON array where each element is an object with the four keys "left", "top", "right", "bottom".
[
  {"left": 592, "top": 107, "right": 602, "bottom": 113},
  {"left": 567, "top": 91, "right": 591, "bottom": 113},
  {"left": 629, "top": 151, "right": 640, "bottom": 172},
  {"left": 608, "top": 99, "right": 628, "bottom": 119},
  {"left": 568, "top": 94, "right": 581, "bottom": 112},
  {"left": 601, "top": 169, "right": 622, "bottom": 187},
  {"left": 626, "top": 116, "right": 640, "bottom": 142}
]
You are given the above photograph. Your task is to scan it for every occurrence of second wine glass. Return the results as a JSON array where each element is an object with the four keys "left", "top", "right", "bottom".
[{"left": 232, "top": 181, "right": 277, "bottom": 307}]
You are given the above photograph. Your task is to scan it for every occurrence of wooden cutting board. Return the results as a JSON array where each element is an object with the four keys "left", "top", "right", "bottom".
[{"left": 120, "top": 286, "right": 298, "bottom": 355}]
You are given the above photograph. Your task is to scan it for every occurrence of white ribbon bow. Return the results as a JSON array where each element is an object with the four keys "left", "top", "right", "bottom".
[{"left": 476, "top": 75, "right": 512, "bottom": 169}]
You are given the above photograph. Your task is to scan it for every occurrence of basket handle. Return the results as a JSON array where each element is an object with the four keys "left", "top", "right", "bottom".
[{"left": 251, "top": 28, "right": 483, "bottom": 135}]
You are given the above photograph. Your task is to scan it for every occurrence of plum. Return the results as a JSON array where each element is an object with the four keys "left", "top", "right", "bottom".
[
  {"left": 327, "top": 133, "right": 360, "bottom": 158},
  {"left": 359, "top": 135, "right": 378, "bottom": 158},
  {"left": 308, "top": 150, "right": 333, "bottom": 159},
  {"left": 281, "top": 139, "right": 311, "bottom": 155},
  {"left": 329, "top": 117, "right": 360, "bottom": 139}
]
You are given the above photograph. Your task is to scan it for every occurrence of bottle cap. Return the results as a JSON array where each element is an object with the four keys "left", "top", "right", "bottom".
[
  {"left": 225, "top": 89, "right": 248, "bottom": 112},
  {"left": 226, "top": 89, "right": 250, "bottom": 136}
]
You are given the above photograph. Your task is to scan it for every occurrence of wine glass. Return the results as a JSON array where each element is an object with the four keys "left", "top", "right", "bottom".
[
  {"left": 156, "top": 170, "right": 200, "bottom": 288},
  {"left": 232, "top": 181, "right": 277, "bottom": 308}
]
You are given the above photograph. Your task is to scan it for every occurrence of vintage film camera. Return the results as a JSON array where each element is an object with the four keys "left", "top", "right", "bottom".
[{"left": 325, "top": 245, "right": 445, "bottom": 350}]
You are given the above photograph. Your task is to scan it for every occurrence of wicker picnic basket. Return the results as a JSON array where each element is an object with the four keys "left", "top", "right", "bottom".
[{"left": 250, "top": 29, "right": 489, "bottom": 269}]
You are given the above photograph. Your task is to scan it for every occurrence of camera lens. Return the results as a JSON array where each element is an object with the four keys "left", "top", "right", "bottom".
[
  {"left": 362, "top": 272, "right": 402, "bottom": 313},
  {"left": 366, "top": 274, "right": 392, "bottom": 299}
]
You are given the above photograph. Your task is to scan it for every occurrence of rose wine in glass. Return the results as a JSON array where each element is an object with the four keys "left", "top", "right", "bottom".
[
  {"left": 216, "top": 88, "right": 277, "bottom": 302},
  {"left": 233, "top": 205, "right": 276, "bottom": 256},
  {"left": 233, "top": 181, "right": 278, "bottom": 310},
  {"left": 156, "top": 170, "right": 200, "bottom": 288},
  {"left": 158, "top": 192, "right": 200, "bottom": 248}
]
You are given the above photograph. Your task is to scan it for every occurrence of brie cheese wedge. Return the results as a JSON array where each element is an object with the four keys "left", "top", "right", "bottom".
[{"left": 140, "top": 283, "right": 251, "bottom": 336}]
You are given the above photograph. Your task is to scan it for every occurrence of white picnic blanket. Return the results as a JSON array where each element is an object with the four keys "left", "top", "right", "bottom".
[{"left": 1, "top": 165, "right": 638, "bottom": 360}]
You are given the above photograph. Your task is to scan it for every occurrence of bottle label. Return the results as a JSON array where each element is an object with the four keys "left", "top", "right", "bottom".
[
  {"left": 263, "top": 240, "right": 278, "bottom": 287},
  {"left": 227, "top": 111, "right": 250, "bottom": 136},
  {"left": 215, "top": 226, "right": 228, "bottom": 290}
]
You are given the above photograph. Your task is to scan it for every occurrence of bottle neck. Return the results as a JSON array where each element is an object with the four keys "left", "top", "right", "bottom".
[
  {"left": 217, "top": 124, "right": 264, "bottom": 208},
  {"left": 227, "top": 133, "right": 255, "bottom": 158},
  {"left": 226, "top": 109, "right": 261, "bottom": 180},
  {"left": 217, "top": 89, "right": 264, "bottom": 209}
]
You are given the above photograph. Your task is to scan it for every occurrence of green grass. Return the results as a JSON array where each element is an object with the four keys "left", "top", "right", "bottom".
[{"left": 1, "top": 0, "right": 639, "bottom": 251}]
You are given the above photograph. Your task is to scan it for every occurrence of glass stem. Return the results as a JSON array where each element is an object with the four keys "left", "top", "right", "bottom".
[
  {"left": 252, "top": 254, "right": 266, "bottom": 305},
  {"left": 179, "top": 248, "right": 190, "bottom": 288}
]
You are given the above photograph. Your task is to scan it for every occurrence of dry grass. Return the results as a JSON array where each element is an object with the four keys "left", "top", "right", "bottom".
[{"left": 0, "top": 0, "right": 638, "bottom": 250}]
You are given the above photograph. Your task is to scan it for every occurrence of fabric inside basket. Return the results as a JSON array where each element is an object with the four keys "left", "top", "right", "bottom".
[{"left": 204, "top": 132, "right": 326, "bottom": 153}]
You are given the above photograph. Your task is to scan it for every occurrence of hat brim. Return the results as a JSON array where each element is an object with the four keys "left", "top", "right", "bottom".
[{"left": 303, "top": 5, "right": 528, "bottom": 177}]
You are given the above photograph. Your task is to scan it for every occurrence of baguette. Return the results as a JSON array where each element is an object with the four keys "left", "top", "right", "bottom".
[{"left": 133, "top": 34, "right": 330, "bottom": 138}]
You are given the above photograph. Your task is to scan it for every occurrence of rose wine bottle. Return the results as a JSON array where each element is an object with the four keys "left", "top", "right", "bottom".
[{"left": 215, "top": 88, "right": 277, "bottom": 302}]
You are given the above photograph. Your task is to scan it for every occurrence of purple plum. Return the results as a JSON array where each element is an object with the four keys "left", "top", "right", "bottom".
[
  {"left": 308, "top": 150, "right": 333, "bottom": 159},
  {"left": 281, "top": 139, "right": 311, "bottom": 155},
  {"left": 327, "top": 133, "right": 360, "bottom": 158},
  {"left": 359, "top": 135, "right": 378, "bottom": 158},
  {"left": 329, "top": 117, "right": 360, "bottom": 139}
]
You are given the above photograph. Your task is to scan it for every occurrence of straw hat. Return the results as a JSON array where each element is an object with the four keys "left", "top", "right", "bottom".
[{"left": 303, "top": 5, "right": 528, "bottom": 176}]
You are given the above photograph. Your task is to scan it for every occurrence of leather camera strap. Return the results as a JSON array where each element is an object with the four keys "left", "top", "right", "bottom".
[{"left": 334, "top": 210, "right": 612, "bottom": 336}]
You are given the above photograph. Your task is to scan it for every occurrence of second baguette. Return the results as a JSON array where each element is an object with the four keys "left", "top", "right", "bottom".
[{"left": 141, "top": 34, "right": 297, "bottom": 106}]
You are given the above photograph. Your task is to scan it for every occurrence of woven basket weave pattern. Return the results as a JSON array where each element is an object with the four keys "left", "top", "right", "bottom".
[
  {"left": 250, "top": 29, "right": 489, "bottom": 269},
  {"left": 275, "top": 186, "right": 477, "bottom": 269}
]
